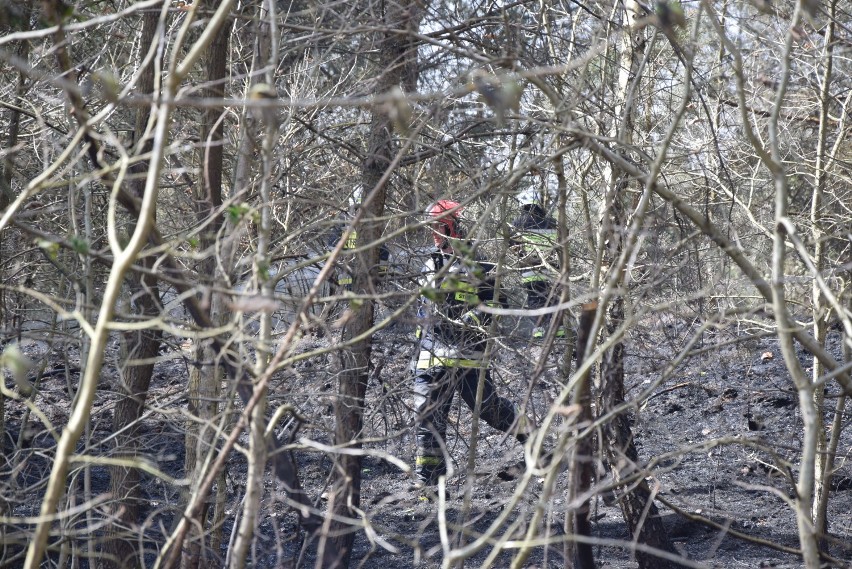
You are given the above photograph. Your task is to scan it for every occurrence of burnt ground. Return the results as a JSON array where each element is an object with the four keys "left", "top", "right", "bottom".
[{"left": 3, "top": 312, "right": 852, "bottom": 568}]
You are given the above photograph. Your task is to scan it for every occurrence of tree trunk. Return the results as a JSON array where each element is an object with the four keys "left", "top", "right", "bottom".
[
  {"left": 106, "top": 316, "right": 162, "bottom": 568},
  {"left": 600, "top": 291, "right": 677, "bottom": 568},
  {"left": 810, "top": 0, "right": 838, "bottom": 540},
  {"left": 0, "top": 4, "right": 31, "bottom": 529},
  {"left": 569, "top": 302, "right": 598, "bottom": 569},
  {"left": 321, "top": 2, "right": 422, "bottom": 566},
  {"left": 597, "top": 4, "right": 678, "bottom": 566},
  {"left": 229, "top": 1, "right": 277, "bottom": 563},
  {"left": 181, "top": 9, "right": 229, "bottom": 568},
  {"left": 104, "top": 8, "right": 162, "bottom": 568},
  {"left": 0, "top": 7, "right": 29, "bottom": 212},
  {"left": 320, "top": 82, "right": 386, "bottom": 569}
]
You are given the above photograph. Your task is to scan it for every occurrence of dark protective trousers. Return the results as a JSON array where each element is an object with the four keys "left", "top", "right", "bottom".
[
  {"left": 525, "top": 279, "right": 567, "bottom": 338},
  {"left": 525, "top": 279, "right": 552, "bottom": 311},
  {"left": 413, "top": 365, "right": 526, "bottom": 483}
]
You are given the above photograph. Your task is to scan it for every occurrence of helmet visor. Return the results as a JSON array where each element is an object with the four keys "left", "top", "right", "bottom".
[{"left": 430, "top": 218, "right": 465, "bottom": 250}]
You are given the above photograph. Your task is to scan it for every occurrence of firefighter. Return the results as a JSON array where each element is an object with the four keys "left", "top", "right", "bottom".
[
  {"left": 510, "top": 189, "right": 564, "bottom": 339},
  {"left": 413, "top": 199, "right": 532, "bottom": 486},
  {"left": 328, "top": 186, "right": 389, "bottom": 293}
]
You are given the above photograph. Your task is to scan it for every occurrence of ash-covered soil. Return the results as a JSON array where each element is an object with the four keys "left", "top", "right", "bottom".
[{"left": 3, "top": 313, "right": 852, "bottom": 568}]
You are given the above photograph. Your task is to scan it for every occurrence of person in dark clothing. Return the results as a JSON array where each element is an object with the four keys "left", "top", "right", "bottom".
[
  {"left": 327, "top": 187, "right": 390, "bottom": 292},
  {"left": 510, "top": 189, "right": 563, "bottom": 339},
  {"left": 413, "top": 199, "right": 532, "bottom": 486}
]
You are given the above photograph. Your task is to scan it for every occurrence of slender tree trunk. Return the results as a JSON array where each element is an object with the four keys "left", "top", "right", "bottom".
[
  {"left": 229, "top": 2, "right": 277, "bottom": 563},
  {"left": 764, "top": 4, "right": 822, "bottom": 566},
  {"left": 569, "top": 302, "right": 598, "bottom": 569},
  {"left": 203, "top": 14, "right": 231, "bottom": 560},
  {"left": 107, "top": 308, "right": 162, "bottom": 568},
  {"left": 600, "top": 174, "right": 677, "bottom": 569},
  {"left": 182, "top": 9, "right": 229, "bottom": 567},
  {"left": 26, "top": 0, "right": 180, "bottom": 560},
  {"left": 810, "top": 0, "right": 837, "bottom": 540},
  {"left": 600, "top": 289, "right": 676, "bottom": 569},
  {"left": 320, "top": 85, "right": 386, "bottom": 569},
  {"left": 321, "top": 2, "right": 422, "bottom": 566},
  {"left": 597, "top": 3, "right": 677, "bottom": 567},
  {"left": 103, "top": 9, "right": 163, "bottom": 568},
  {"left": 0, "top": 6, "right": 31, "bottom": 533}
]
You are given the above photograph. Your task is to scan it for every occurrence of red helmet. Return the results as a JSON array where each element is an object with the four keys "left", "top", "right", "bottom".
[{"left": 426, "top": 200, "right": 463, "bottom": 249}]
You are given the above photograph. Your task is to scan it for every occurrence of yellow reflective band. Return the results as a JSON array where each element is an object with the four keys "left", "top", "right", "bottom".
[
  {"left": 522, "top": 275, "right": 549, "bottom": 283},
  {"left": 520, "top": 230, "right": 557, "bottom": 247},
  {"left": 416, "top": 353, "right": 486, "bottom": 369},
  {"left": 463, "top": 311, "right": 481, "bottom": 326},
  {"left": 416, "top": 456, "right": 443, "bottom": 466},
  {"left": 532, "top": 327, "right": 566, "bottom": 339},
  {"left": 441, "top": 278, "right": 480, "bottom": 304},
  {"left": 344, "top": 230, "right": 358, "bottom": 250},
  {"left": 521, "top": 229, "right": 559, "bottom": 243},
  {"left": 338, "top": 276, "right": 353, "bottom": 285},
  {"left": 455, "top": 291, "right": 479, "bottom": 303}
]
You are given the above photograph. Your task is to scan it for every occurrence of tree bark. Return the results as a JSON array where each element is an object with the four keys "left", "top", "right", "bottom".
[
  {"left": 0, "top": 3, "right": 31, "bottom": 529},
  {"left": 320, "top": 2, "right": 422, "bottom": 566},
  {"left": 810, "top": 0, "right": 838, "bottom": 540},
  {"left": 106, "top": 315, "right": 162, "bottom": 568},
  {"left": 597, "top": 3, "right": 678, "bottom": 567},
  {"left": 569, "top": 302, "right": 598, "bottom": 569},
  {"left": 104, "top": 8, "right": 162, "bottom": 569},
  {"left": 229, "top": 1, "right": 277, "bottom": 563},
  {"left": 0, "top": 4, "right": 29, "bottom": 212},
  {"left": 599, "top": 172, "right": 677, "bottom": 569},
  {"left": 182, "top": 9, "right": 229, "bottom": 568}
]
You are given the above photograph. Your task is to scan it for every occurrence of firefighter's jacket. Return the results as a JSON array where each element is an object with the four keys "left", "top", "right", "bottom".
[
  {"left": 415, "top": 251, "right": 503, "bottom": 370},
  {"left": 327, "top": 221, "right": 389, "bottom": 288},
  {"left": 510, "top": 205, "right": 559, "bottom": 284}
]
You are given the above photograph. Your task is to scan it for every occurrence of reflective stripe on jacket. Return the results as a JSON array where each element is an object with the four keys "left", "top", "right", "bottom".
[
  {"left": 416, "top": 251, "right": 499, "bottom": 368},
  {"left": 511, "top": 207, "right": 559, "bottom": 278}
]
